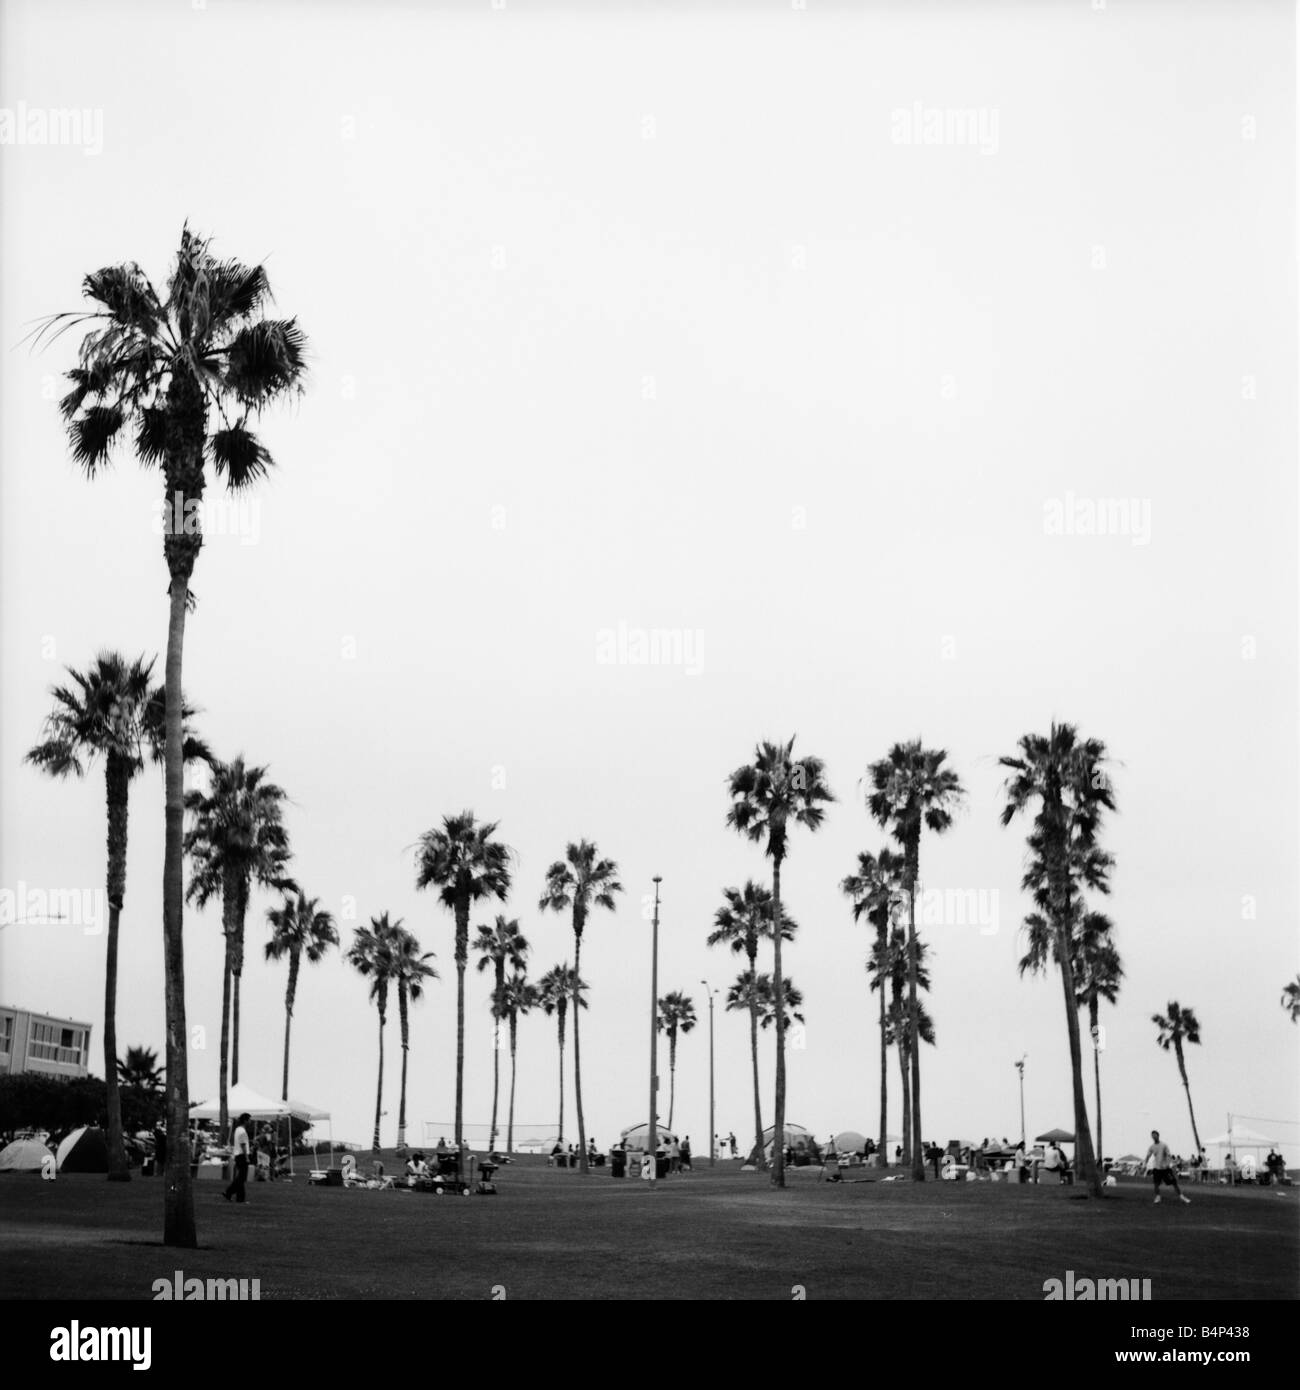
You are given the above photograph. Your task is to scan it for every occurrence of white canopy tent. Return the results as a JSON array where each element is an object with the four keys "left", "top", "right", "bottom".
[
  {"left": 190, "top": 1083, "right": 333, "bottom": 1173},
  {"left": 1203, "top": 1123, "right": 1276, "bottom": 1160}
]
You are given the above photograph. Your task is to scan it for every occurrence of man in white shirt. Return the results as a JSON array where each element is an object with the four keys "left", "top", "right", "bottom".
[
  {"left": 1145, "top": 1130, "right": 1191, "bottom": 1205},
  {"left": 223, "top": 1112, "right": 252, "bottom": 1204}
]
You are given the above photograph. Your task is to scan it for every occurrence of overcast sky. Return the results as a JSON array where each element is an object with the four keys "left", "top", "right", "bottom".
[{"left": 1, "top": 0, "right": 1296, "bottom": 1164}]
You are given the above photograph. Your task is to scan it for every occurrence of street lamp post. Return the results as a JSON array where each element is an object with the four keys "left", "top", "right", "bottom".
[
  {"left": 648, "top": 877, "right": 662, "bottom": 1185},
  {"left": 700, "top": 979, "right": 716, "bottom": 1168},
  {"left": 1016, "top": 1054, "right": 1027, "bottom": 1148}
]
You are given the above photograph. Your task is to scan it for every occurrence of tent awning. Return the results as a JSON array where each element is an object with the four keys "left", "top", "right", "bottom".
[{"left": 190, "top": 1082, "right": 329, "bottom": 1124}]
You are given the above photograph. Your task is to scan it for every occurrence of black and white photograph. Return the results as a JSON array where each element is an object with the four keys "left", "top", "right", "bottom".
[{"left": 1, "top": 0, "right": 1296, "bottom": 1345}]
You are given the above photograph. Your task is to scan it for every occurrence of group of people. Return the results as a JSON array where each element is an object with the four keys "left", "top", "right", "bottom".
[{"left": 550, "top": 1139, "right": 603, "bottom": 1167}]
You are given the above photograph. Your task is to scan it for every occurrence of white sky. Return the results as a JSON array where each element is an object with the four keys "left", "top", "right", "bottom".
[{"left": 1, "top": 0, "right": 1296, "bottom": 1162}]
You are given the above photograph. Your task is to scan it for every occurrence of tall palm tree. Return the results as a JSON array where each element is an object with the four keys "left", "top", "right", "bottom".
[
  {"left": 727, "top": 970, "right": 807, "bottom": 1163},
  {"left": 869, "top": 925, "right": 933, "bottom": 1165},
  {"left": 499, "top": 972, "right": 539, "bottom": 1154},
  {"left": 1153, "top": 1001, "right": 1204, "bottom": 1158},
  {"left": 539, "top": 840, "right": 623, "bottom": 1175},
  {"left": 39, "top": 228, "right": 308, "bottom": 1247},
  {"left": 866, "top": 740, "right": 963, "bottom": 1181},
  {"left": 1282, "top": 976, "right": 1300, "bottom": 1023},
  {"left": 727, "top": 737, "right": 833, "bottom": 1188},
  {"left": 415, "top": 812, "right": 513, "bottom": 1166},
  {"left": 347, "top": 914, "right": 402, "bottom": 1153},
  {"left": 707, "top": 881, "right": 797, "bottom": 1173},
  {"left": 474, "top": 916, "right": 529, "bottom": 1150},
  {"left": 265, "top": 893, "right": 339, "bottom": 1102},
  {"left": 391, "top": 924, "right": 438, "bottom": 1154},
  {"left": 841, "top": 847, "right": 907, "bottom": 1168},
  {"left": 537, "top": 963, "right": 586, "bottom": 1143},
  {"left": 26, "top": 652, "right": 206, "bottom": 1182},
  {"left": 1001, "top": 722, "right": 1114, "bottom": 1197},
  {"left": 1073, "top": 912, "right": 1123, "bottom": 1163},
  {"left": 656, "top": 992, "right": 697, "bottom": 1131},
  {"left": 184, "top": 756, "right": 295, "bottom": 1139}
]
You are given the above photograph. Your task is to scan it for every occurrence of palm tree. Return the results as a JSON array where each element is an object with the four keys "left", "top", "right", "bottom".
[
  {"left": 415, "top": 813, "right": 513, "bottom": 1166},
  {"left": 866, "top": 741, "right": 963, "bottom": 1181},
  {"left": 727, "top": 738, "right": 833, "bottom": 1188},
  {"left": 474, "top": 916, "right": 529, "bottom": 1150},
  {"left": 841, "top": 847, "right": 907, "bottom": 1168},
  {"left": 1001, "top": 722, "right": 1114, "bottom": 1197},
  {"left": 347, "top": 914, "right": 403, "bottom": 1152},
  {"left": 499, "top": 972, "right": 539, "bottom": 1154},
  {"left": 39, "top": 229, "right": 308, "bottom": 1247},
  {"left": 656, "top": 992, "right": 697, "bottom": 1131},
  {"left": 117, "top": 1045, "right": 166, "bottom": 1133},
  {"left": 724, "top": 971, "right": 806, "bottom": 1162},
  {"left": 391, "top": 925, "right": 438, "bottom": 1154},
  {"left": 537, "top": 963, "right": 586, "bottom": 1143},
  {"left": 1282, "top": 976, "right": 1300, "bottom": 1023},
  {"left": 26, "top": 652, "right": 206, "bottom": 1182},
  {"left": 184, "top": 757, "right": 295, "bottom": 1139},
  {"left": 1153, "top": 1001, "right": 1204, "bottom": 1158},
  {"left": 869, "top": 924, "right": 933, "bottom": 1165},
  {"left": 1074, "top": 912, "right": 1123, "bottom": 1163},
  {"left": 754, "top": 974, "right": 805, "bottom": 1036},
  {"left": 707, "top": 882, "right": 797, "bottom": 1173},
  {"left": 264, "top": 893, "right": 339, "bottom": 1102},
  {"left": 539, "top": 840, "right": 623, "bottom": 1175}
]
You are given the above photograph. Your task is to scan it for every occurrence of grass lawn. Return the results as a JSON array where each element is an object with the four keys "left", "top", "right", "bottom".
[{"left": 2, "top": 1154, "right": 1297, "bottom": 1302}]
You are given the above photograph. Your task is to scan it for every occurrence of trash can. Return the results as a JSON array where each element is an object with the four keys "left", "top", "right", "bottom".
[
  {"left": 611, "top": 1150, "right": 626, "bottom": 1178},
  {"left": 655, "top": 1153, "right": 670, "bottom": 1179}
]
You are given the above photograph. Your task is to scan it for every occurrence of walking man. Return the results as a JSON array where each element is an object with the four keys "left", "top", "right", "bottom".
[
  {"left": 1145, "top": 1130, "right": 1191, "bottom": 1205},
  {"left": 223, "top": 1112, "right": 252, "bottom": 1204}
]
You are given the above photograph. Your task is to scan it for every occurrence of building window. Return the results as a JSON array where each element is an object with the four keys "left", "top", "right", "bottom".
[
  {"left": 28, "top": 1021, "right": 86, "bottom": 1067},
  {"left": 0, "top": 1014, "right": 12, "bottom": 1054}
]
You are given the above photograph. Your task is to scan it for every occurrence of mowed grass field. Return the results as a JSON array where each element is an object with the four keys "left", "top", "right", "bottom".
[{"left": 1, "top": 1155, "right": 1297, "bottom": 1302}]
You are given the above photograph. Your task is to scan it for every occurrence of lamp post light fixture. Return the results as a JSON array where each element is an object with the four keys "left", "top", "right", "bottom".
[
  {"left": 1016, "top": 1054, "right": 1027, "bottom": 1149},
  {"left": 700, "top": 979, "right": 716, "bottom": 1168},
  {"left": 647, "top": 876, "right": 662, "bottom": 1185}
]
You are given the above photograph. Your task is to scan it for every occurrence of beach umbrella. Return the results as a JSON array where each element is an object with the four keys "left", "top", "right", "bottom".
[
  {"left": 1035, "top": 1128, "right": 1075, "bottom": 1144},
  {"left": 1118, "top": 1153, "right": 1142, "bottom": 1164},
  {"left": 833, "top": 1130, "right": 868, "bottom": 1153}
]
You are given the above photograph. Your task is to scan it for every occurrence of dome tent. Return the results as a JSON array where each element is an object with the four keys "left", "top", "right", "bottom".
[
  {"left": 0, "top": 1137, "right": 54, "bottom": 1172},
  {"left": 57, "top": 1126, "right": 109, "bottom": 1173}
]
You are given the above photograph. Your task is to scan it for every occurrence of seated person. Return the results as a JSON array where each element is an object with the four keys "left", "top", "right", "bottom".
[{"left": 405, "top": 1151, "right": 430, "bottom": 1183}]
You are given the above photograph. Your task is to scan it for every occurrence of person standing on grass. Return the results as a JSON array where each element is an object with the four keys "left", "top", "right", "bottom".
[
  {"left": 1145, "top": 1130, "right": 1191, "bottom": 1205},
  {"left": 224, "top": 1113, "right": 252, "bottom": 1204}
]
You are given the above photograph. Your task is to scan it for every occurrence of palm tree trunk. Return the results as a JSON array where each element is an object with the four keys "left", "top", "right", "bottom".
[
  {"left": 557, "top": 1010, "right": 566, "bottom": 1142},
  {"left": 771, "top": 855, "right": 786, "bottom": 1189},
  {"left": 877, "top": 919, "right": 888, "bottom": 1169},
  {"left": 905, "top": 838, "right": 924, "bottom": 1181},
  {"left": 1058, "top": 941, "right": 1099, "bottom": 1193},
  {"left": 161, "top": 493, "right": 198, "bottom": 1247},
  {"left": 490, "top": 963, "right": 502, "bottom": 1149},
  {"left": 573, "top": 931, "right": 589, "bottom": 1174},
  {"left": 667, "top": 1032, "right": 677, "bottom": 1132},
  {"left": 103, "top": 756, "right": 131, "bottom": 1182},
  {"left": 1090, "top": 998, "right": 1102, "bottom": 1163},
  {"left": 218, "top": 880, "right": 237, "bottom": 1141},
  {"left": 373, "top": 1008, "right": 385, "bottom": 1152},
  {"left": 1176, "top": 1044, "right": 1203, "bottom": 1157},
  {"left": 397, "top": 984, "right": 410, "bottom": 1153},
  {"left": 281, "top": 948, "right": 300, "bottom": 1102},
  {"left": 454, "top": 900, "right": 468, "bottom": 1172},
  {"left": 897, "top": 1026, "right": 911, "bottom": 1168},
  {"left": 508, "top": 1009, "right": 518, "bottom": 1153},
  {"left": 747, "top": 942, "right": 765, "bottom": 1171},
  {"left": 231, "top": 878, "right": 248, "bottom": 1087}
]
